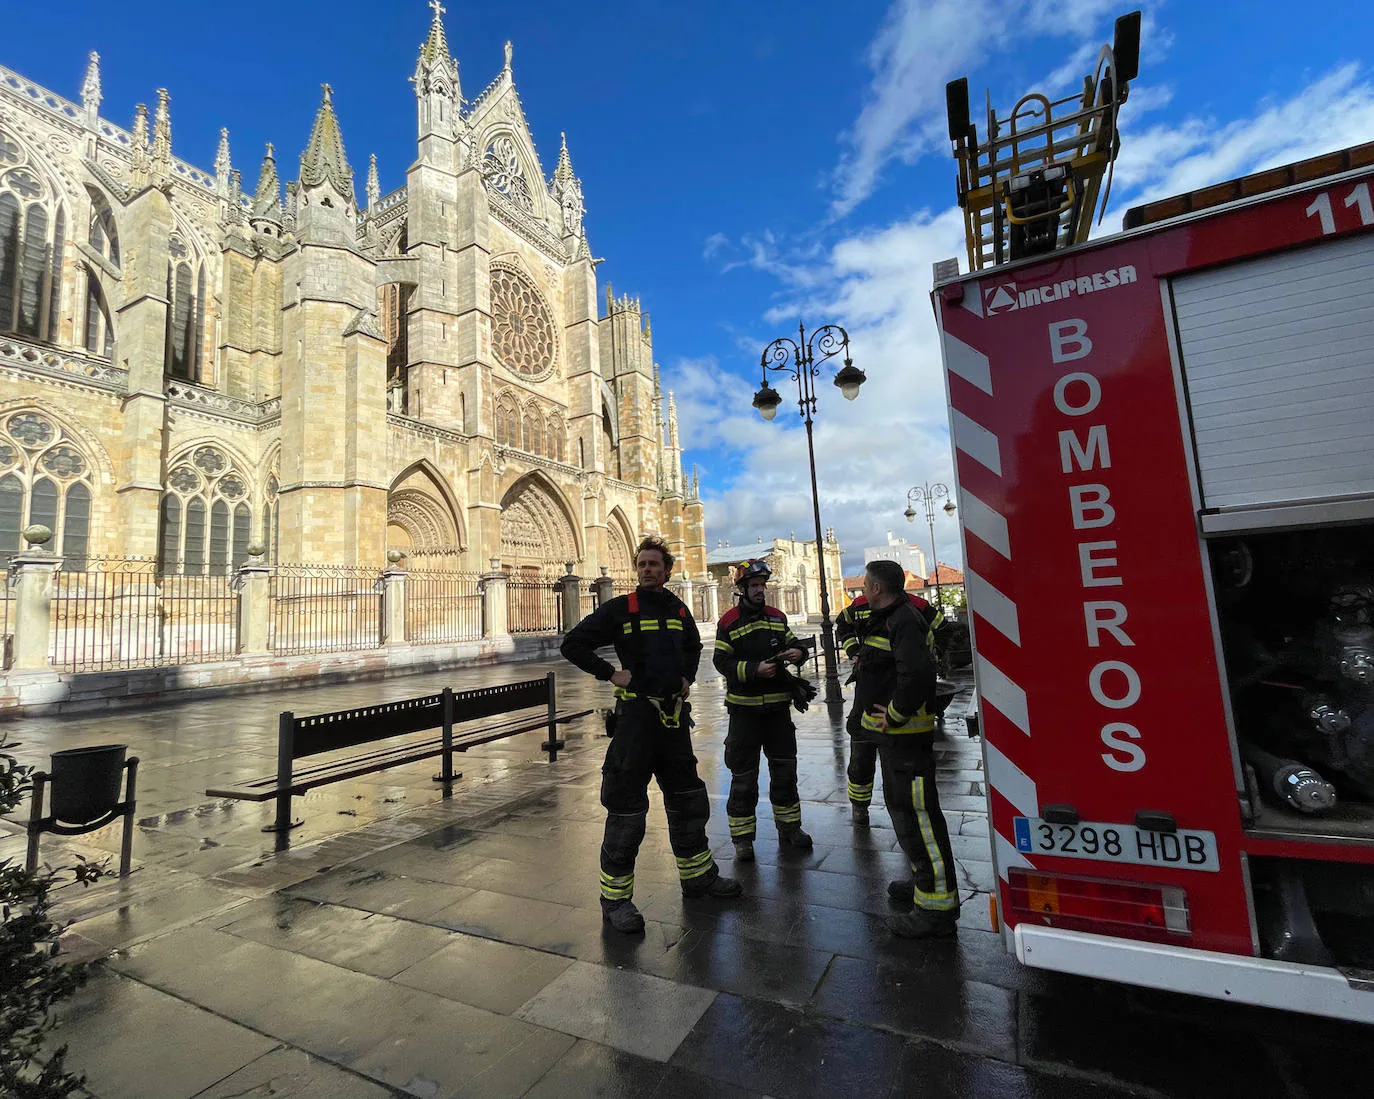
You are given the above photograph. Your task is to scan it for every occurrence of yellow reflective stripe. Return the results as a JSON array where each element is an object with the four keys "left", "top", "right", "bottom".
[
  {"left": 913, "top": 776, "right": 958, "bottom": 910},
  {"left": 613, "top": 686, "right": 637, "bottom": 700},
  {"left": 676, "top": 850, "right": 715, "bottom": 880},
  {"left": 737, "top": 661, "right": 749, "bottom": 681},
  {"left": 887, "top": 703, "right": 908, "bottom": 724},
  {"left": 622, "top": 619, "right": 684, "bottom": 633},
  {"left": 774, "top": 802, "right": 802, "bottom": 824},
  {"left": 862, "top": 636, "right": 891, "bottom": 651},
  {"left": 728, "top": 815, "right": 756, "bottom": 837},
  {"left": 599, "top": 871, "right": 635, "bottom": 900},
  {"left": 841, "top": 638, "right": 859, "bottom": 655},
  {"left": 726, "top": 692, "right": 792, "bottom": 706},
  {"left": 847, "top": 781, "right": 873, "bottom": 801},
  {"left": 727, "top": 620, "right": 791, "bottom": 641},
  {"left": 714, "top": 639, "right": 735, "bottom": 653},
  {"left": 860, "top": 710, "right": 884, "bottom": 732}
]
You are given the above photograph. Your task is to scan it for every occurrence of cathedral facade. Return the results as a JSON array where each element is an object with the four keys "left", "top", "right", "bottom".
[{"left": 0, "top": 7, "right": 706, "bottom": 581}]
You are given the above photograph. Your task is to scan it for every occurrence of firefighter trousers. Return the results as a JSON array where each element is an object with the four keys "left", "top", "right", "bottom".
[
  {"left": 879, "top": 735, "right": 960, "bottom": 914},
  {"left": 723, "top": 707, "right": 803, "bottom": 841},
  {"left": 599, "top": 698, "right": 718, "bottom": 904},
  {"left": 847, "top": 737, "right": 879, "bottom": 806}
]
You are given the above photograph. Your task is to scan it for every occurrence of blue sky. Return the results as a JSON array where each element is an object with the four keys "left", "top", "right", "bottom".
[{"left": 6, "top": 1, "right": 1374, "bottom": 572}]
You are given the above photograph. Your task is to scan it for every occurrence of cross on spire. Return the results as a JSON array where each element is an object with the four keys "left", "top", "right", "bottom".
[{"left": 429, "top": 0, "right": 445, "bottom": 16}]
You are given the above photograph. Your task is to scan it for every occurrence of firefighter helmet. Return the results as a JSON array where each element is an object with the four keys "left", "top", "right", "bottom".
[{"left": 734, "top": 559, "right": 772, "bottom": 588}]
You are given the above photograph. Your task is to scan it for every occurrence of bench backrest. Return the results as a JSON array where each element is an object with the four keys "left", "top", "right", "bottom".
[{"left": 288, "top": 674, "right": 552, "bottom": 760}]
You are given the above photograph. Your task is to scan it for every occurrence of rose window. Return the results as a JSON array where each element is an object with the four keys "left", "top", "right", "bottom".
[
  {"left": 40, "top": 446, "right": 86, "bottom": 479},
  {"left": 9, "top": 413, "right": 55, "bottom": 449},
  {"left": 490, "top": 266, "right": 556, "bottom": 380},
  {"left": 481, "top": 137, "right": 535, "bottom": 212},
  {"left": 169, "top": 465, "right": 201, "bottom": 494},
  {"left": 193, "top": 446, "right": 227, "bottom": 476}
]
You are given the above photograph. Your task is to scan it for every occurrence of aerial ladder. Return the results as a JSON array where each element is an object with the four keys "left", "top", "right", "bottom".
[{"left": 946, "top": 11, "right": 1141, "bottom": 273}]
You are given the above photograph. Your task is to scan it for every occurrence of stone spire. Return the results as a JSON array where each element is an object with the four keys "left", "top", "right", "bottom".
[
  {"left": 150, "top": 88, "right": 173, "bottom": 180},
  {"left": 130, "top": 102, "right": 149, "bottom": 184},
  {"left": 420, "top": 0, "right": 451, "bottom": 67},
  {"left": 665, "top": 392, "right": 684, "bottom": 496},
  {"left": 251, "top": 143, "right": 283, "bottom": 230},
  {"left": 366, "top": 153, "right": 380, "bottom": 210},
  {"left": 551, "top": 131, "right": 585, "bottom": 238},
  {"left": 214, "top": 128, "right": 231, "bottom": 194},
  {"left": 299, "top": 84, "right": 354, "bottom": 200},
  {"left": 668, "top": 392, "right": 680, "bottom": 450},
  {"left": 81, "top": 51, "right": 101, "bottom": 128},
  {"left": 412, "top": 0, "right": 461, "bottom": 149}
]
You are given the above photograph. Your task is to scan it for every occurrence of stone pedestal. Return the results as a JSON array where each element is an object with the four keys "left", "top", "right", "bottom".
[
  {"left": 382, "top": 568, "right": 408, "bottom": 645},
  {"left": 482, "top": 562, "right": 509, "bottom": 639},
  {"left": 557, "top": 568, "right": 583, "bottom": 632},
  {"left": 705, "top": 584, "right": 720, "bottom": 621},
  {"left": 678, "top": 577, "right": 695, "bottom": 615},
  {"left": 11, "top": 551, "right": 61, "bottom": 671},
  {"left": 593, "top": 568, "right": 615, "bottom": 608},
  {"left": 235, "top": 554, "right": 272, "bottom": 654}
]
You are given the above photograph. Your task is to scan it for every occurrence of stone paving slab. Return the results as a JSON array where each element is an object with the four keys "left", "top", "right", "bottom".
[{"left": 20, "top": 658, "right": 1373, "bottom": 1098}]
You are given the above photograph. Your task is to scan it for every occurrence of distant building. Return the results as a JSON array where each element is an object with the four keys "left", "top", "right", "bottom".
[
  {"left": 842, "top": 563, "right": 966, "bottom": 611},
  {"left": 863, "top": 531, "right": 927, "bottom": 578},
  {"left": 705, "top": 530, "right": 844, "bottom": 621}
]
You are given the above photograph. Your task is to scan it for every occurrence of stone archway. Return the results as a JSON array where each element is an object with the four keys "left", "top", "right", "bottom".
[
  {"left": 386, "top": 462, "right": 463, "bottom": 569},
  {"left": 606, "top": 507, "right": 636, "bottom": 578},
  {"left": 499, "top": 473, "right": 578, "bottom": 573}
]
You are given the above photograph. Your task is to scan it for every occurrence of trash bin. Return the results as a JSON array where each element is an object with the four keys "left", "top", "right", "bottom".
[{"left": 49, "top": 744, "right": 127, "bottom": 825}]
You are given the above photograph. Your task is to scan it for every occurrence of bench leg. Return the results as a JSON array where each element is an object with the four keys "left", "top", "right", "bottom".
[
  {"left": 119, "top": 758, "right": 139, "bottom": 877},
  {"left": 262, "top": 789, "right": 302, "bottom": 834}
]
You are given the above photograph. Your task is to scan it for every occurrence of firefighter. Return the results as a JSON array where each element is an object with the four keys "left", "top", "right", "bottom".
[
  {"left": 848, "top": 559, "right": 960, "bottom": 938},
  {"left": 560, "top": 536, "right": 743, "bottom": 935},
  {"left": 836, "top": 581, "right": 942, "bottom": 828},
  {"left": 713, "top": 559, "right": 814, "bottom": 861}
]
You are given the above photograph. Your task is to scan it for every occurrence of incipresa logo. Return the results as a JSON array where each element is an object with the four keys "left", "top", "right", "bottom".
[{"left": 983, "top": 265, "right": 1138, "bottom": 316}]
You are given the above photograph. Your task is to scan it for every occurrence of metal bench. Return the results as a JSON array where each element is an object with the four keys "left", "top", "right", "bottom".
[{"left": 205, "top": 673, "right": 592, "bottom": 832}]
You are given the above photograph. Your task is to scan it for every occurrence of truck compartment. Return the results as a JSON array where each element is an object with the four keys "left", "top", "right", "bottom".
[{"left": 1211, "top": 521, "right": 1374, "bottom": 839}]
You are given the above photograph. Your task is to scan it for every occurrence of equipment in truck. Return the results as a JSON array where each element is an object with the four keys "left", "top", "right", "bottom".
[{"left": 933, "top": 9, "right": 1374, "bottom": 1023}]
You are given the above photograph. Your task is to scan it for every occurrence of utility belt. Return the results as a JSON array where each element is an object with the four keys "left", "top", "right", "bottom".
[{"left": 610, "top": 686, "right": 693, "bottom": 730}]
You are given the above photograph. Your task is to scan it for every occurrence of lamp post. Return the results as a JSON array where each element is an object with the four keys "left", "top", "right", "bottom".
[
  {"left": 752, "top": 322, "right": 866, "bottom": 705},
  {"left": 903, "top": 483, "right": 957, "bottom": 607}
]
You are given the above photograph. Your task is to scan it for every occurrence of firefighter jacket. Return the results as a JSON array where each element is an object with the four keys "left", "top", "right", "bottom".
[
  {"left": 847, "top": 596, "right": 938, "bottom": 740},
  {"left": 712, "top": 602, "right": 801, "bottom": 710},
  {"left": 560, "top": 586, "right": 702, "bottom": 700},
  {"left": 837, "top": 592, "right": 941, "bottom": 664}
]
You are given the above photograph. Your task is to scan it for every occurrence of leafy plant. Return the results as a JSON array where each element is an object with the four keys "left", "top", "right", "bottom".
[{"left": 1, "top": 733, "right": 106, "bottom": 1098}]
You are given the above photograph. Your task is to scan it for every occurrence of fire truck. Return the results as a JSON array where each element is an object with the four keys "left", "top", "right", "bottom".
[{"left": 933, "top": 12, "right": 1374, "bottom": 1022}]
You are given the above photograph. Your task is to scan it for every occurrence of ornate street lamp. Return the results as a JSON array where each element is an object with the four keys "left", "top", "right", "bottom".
[
  {"left": 904, "top": 483, "right": 957, "bottom": 606},
  {"left": 752, "top": 323, "right": 865, "bottom": 705}
]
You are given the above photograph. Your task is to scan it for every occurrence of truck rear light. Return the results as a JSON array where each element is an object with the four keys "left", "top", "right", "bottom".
[{"left": 1008, "top": 867, "right": 1190, "bottom": 940}]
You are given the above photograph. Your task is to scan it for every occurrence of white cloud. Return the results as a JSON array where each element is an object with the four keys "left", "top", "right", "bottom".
[{"left": 1113, "top": 63, "right": 1374, "bottom": 209}]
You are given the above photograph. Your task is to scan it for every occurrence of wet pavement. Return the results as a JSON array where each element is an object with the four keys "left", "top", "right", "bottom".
[{"left": 2, "top": 654, "right": 1368, "bottom": 1098}]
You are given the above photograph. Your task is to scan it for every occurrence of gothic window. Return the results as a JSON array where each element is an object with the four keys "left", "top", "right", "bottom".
[
  {"left": 546, "top": 413, "right": 565, "bottom": 462},
  {"left": 522, "top": 405, "right": 541, "bottom": 456},
  {"left": 601, "top": 407, "right": 621, "bottom": 479},
  {"left": 0, "top": 150, "right": 65, "bottom": 343},
  {"left": 0, "top": 412, "right": 94, "bottom": 568},
  {"left": 164, "top": 236, "right": 205, "bottom": 382},
  {"left": 264, "top": 472, "right": 279, "bottom": 565},
  {"left": 495, "top": 392, "right": 520, "bottom": 448},
  {"left": 378, "top": 281, "right": 411, "bottom": 392},
  {"left": 480, "top": 137, "right": 535, "bottom": 212},
  {"left": 83, "top": 190, "right": 118, "bottom": 357},
  {"left": 158, "top": 445, "right": 252, "bottom": 575},
  {"left": 489, "top": 264, "right": 556, "bottom": 381}
]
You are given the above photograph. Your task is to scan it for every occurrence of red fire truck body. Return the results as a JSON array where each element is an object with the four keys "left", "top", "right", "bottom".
[{"left": 934, "top": 152, "right": 1374, "bottom": 1022}]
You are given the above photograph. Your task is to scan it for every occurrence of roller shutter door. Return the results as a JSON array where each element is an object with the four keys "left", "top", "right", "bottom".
[{"left": 1171, "top": 232, "right": 1374, "bottom": 510}]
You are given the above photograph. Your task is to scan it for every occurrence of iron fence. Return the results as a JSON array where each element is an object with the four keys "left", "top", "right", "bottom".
[
  {"left": 1, "top": 569, "right": 11, "bottom": 670},
  {"left": 693, "top": 585, "right": 716, "bottom": 623},
  {"left": 579, "top": 588, "right": 597, "bottom": 620},
  {"left": 404, "top": 571, "right": 483, "bottom": 644},
  {"left": 270, "top": 564, "right": 383, "bottom": 655},
  {"left": 612, "top": 576, "right": 636, "bottom": 596},
  {"left": 49, "top": 557, "right": 239, "bottom": 672},
  {"left": 506, "top": 573, "right": 560, "bottom": 634}
]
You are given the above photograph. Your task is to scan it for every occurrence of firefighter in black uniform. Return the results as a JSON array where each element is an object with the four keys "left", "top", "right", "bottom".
[
  {"left": 561, "top": 536, "right": 743, "bottom": 934},
  {"left": 713, "top": 560, "right": 814, "bottom": 861},
  {"left": 837, "top": 584, "right": 942, "bottom": 828},
  {"left": 849, "top": 559, "right": 960, "bottom": 938}
]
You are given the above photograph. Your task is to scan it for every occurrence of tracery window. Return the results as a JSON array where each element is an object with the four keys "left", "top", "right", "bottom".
[
  {"left": 546, "top": 413, "right": 565, "bottom": 462},
  {"left": 158, "top": 445, "right": 252, "bottom": 575},
  {"left": 495, "top": 392, "right": 520, "bottom": 448},
  {"left": 263, "top": 472, "right": 279, "bottom": 565},
  {"left": 164, "top": 235, "right": 205, "bottom": 382},
  {"left": 0, "top": 412, "right": 92, "bottom": 568},
  {"left": 489, "top": 264, "right": 556, "bottom": 381},
  {"left": 522, "top": 405, "right": 541, "bottom": 456},
  {"left": 0, "top": 135, "right": 65, "bottom": 343},
  {"left": 480, "top": 137, "right": 535, "bottom": 212},
  {"left": 83, "top": 189, "right": 118, "bottom": 357}
]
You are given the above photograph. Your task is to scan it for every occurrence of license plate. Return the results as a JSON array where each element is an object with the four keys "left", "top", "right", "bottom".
[{"left": 1013, "top": 817, "right": 1219, "bottom": 873}]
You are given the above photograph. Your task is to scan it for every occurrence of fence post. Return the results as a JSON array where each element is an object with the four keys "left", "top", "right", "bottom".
[
  {"left": 557, "top": 562, "right": 583, "bottom": 632},
  {"left": 11, "top": 525, "right": 61, "bottom": 672},
  {"left": 234, "top": 544, "right": 271, "bottom": 654},
  {"left": 593, "top": 566, "right": 615, "bottom": 608},
  {"left": 382, "top": 551, "right": 408, "bottom": 645},
  {"left": 678, "top": 574, "right": 695, "bottom": 617},
  {"left": 482, "top": 558, "right": 510, "bottom": 640},
  {"left": 705, "top": 582, "right": 720, "bottom": 622}
]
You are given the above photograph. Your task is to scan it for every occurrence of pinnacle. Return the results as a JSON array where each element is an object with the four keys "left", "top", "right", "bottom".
[
  {"left": 554, "top": 130, "right": 575, "bottom": 187},
  {"left": 300, "top": 82, "right": 353, "bottom": 199},
  {"left": 419, "top": 0, "right": 452, "bottom": 66},
  {"left": 253, "top": 143, "right": 283, "bottom": 223}
]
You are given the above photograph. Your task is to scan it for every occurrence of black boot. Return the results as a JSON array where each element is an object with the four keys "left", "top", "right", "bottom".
[
  {"left": 779, "top": 826, "right": 814, "bottom": 850},
  {"left": 889, "top": 908, "right": 959, "bottom": 939},
  {"left": 851, "top": 804, "right": 870, "bottom": 829},
  {"left": 601, "top": 898, "right": 646, "bottom": 934},
  {"left": 682, "top": 873, "right": 744, "bottom": 899},
  {"left": 887, "top": 878, "right": 915, "bottom": 903},
  {"left": 733, "top": 838, "right": 755, "bottom": 862}
]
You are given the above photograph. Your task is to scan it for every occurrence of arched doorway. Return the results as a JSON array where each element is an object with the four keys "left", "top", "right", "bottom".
[
  {"left": 386, "top": 462, "right": 463, "bottom": 571},
  {"left": 499, "top": 473, "right": 579, "bottom": 573}
]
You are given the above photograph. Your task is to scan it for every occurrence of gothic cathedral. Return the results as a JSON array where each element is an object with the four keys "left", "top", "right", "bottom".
[{"left": 0, "top": 6, "right": 707, "bottom": 580}]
